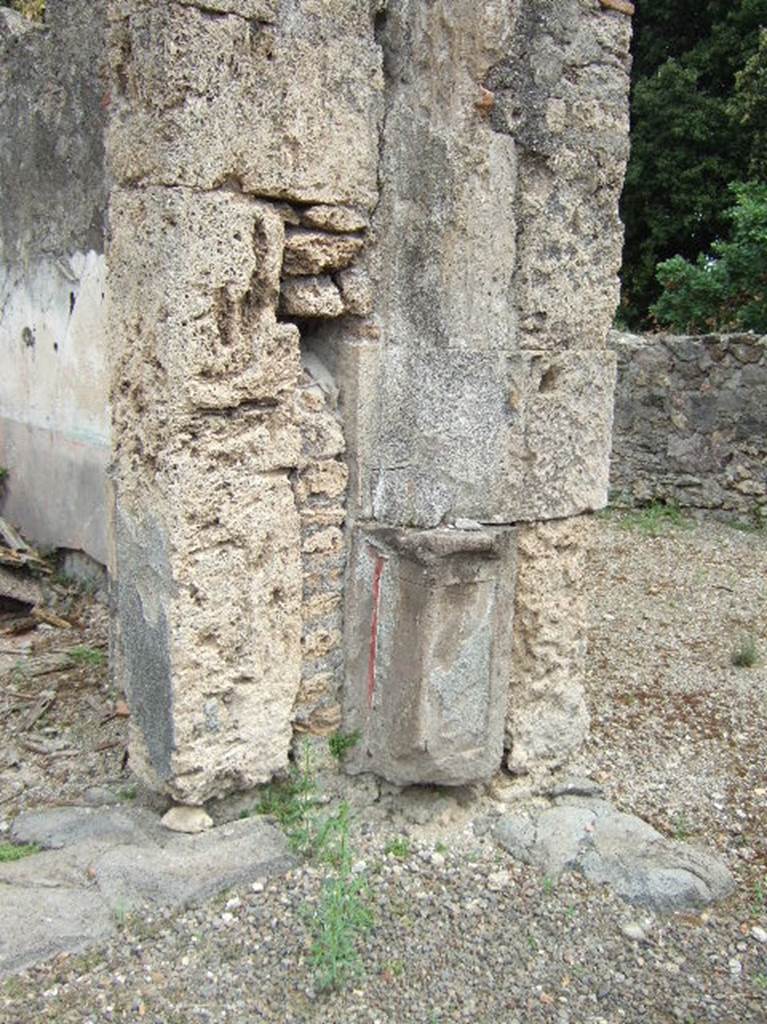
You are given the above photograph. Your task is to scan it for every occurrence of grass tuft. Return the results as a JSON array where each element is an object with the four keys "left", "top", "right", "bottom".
[
  {"left": 0, "top": 842, "right": 39, "bottom": 862},
  {"left": 67, "top": 645, "right": 106, "bottom": 667},
  {"left": 328, "top": 730, "right": 361, "bottom": 762},
  {"left": 732, "top": 636, "right": 759, "bottom": 668},
  {"left": 619, "top": 501, "right": 691, "bottom": 537}
]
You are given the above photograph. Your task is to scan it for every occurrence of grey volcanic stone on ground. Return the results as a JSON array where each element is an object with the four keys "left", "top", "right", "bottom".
[
  {"left": 11, "top": 805, "right": 157, "bottom": 849},
  {"left": 494, "top": 797, "right": 735, "bottom": 911},
  {"left": 96, "top": 817, "right": 294, "bottom": 912},
  {"left": 0, "top": 886, "right": 114, "bottom": 977},
  {"left": 0, "top": 807, "right": 294, "bottom": 977}
]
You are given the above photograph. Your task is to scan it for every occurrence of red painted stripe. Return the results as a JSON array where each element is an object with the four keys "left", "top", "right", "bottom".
[{"left": 367, "top": 551, "right": 385, "bottom": 708}]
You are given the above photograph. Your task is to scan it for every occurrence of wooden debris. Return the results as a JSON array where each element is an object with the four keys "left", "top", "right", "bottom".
[
  {"left": 0, "top": 516, "right": 30, "bottom": 552},
  {"left": 32, "top": 607, "right": 72, "bottom": 629},
  {"left": 599, "top": 0, "right": 635, "bottom": 15}
]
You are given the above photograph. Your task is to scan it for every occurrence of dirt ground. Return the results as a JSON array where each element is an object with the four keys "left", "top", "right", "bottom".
[{"left": 0, "top": 511, "right": 765, "bottom": 1023}]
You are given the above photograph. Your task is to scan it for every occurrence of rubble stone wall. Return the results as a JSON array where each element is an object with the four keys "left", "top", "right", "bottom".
[
  {"left": 0, "top": 1, "right": 110, "bottom": 564},
  {"left": 610, "top": 331, "right": 767, "bottom": 519}
]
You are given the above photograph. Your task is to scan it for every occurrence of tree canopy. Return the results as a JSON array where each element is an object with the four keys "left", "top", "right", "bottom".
[{"left": 620, "top": 0, "right": 767, "bottom": 329}]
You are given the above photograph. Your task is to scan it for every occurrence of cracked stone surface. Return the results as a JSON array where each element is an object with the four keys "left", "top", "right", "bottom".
[
  {"left": 0, "top": 806, "right": 293, "bottom": 977},
  {"left": 494, "top": 794, "right": 735, "bottom": 911}
]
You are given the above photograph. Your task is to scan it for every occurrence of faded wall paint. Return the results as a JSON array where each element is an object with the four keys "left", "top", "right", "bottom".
[{"left": 0, "top": 1, "right": 110, "bottom": 564}]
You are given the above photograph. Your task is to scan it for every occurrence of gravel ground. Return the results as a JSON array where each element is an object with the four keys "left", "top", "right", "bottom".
[{"left": 1, "top": 513, "right": 766, "bottom": 1024}]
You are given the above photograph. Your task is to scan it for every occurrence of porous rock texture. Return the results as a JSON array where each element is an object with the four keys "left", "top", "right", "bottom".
[
  {"left": 505, "top": 518, "right": 592, "bottom": 775},
  {"left": 106, "top": 0, "right": 632, "bottom": 798}
]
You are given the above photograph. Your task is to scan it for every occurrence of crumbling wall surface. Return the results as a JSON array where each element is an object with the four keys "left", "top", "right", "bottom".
[
  {"left": 106, "top": 0, "right": 383, "bottom": 802},
  {"left": 343, "top": 0, "right": 632, "bottom": 784},
  {"left": 610, "top": 331, "right": 767, "bottom": 517},
  {"left": 505, "top": 518, "right": 591, "bottom": 775},
  {"left": 0, "top": 1, "right": 110, "bottom": 563}
]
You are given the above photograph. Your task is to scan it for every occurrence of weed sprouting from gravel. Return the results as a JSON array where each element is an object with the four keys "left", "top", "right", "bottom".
[
  {"left": 752, "top": 877, "right": 767, "bottom": 915},
  {"left": 384, "top": 836, "right": 412, "bottom": 860},
  {"left": 732, "top": 636, "right": 759, "bottom": 668},
  {"left": 66, "top": 645, "right": 106, "bottom": 667},
  {"left": 309, "top": 803, "right": 373, "bottom": 992},
  {"left": 0, "top": 842, "right": 39, "bottom": 862},
  {"left": 327, "top": 729, "right": 360, "bottom": 762},
  {"left": 255, "top": 747, "right": 372, "bottom": 992},
  {"left": 619, "top": 501, "right": 692, "bottom": 537}
]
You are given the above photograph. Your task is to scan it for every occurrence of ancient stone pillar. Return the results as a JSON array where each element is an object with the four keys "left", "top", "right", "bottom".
[{"left": 106, "top": 0, "right": 632, "bottom": 800}]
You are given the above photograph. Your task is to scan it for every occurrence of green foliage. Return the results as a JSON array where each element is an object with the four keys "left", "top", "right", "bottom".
[
  {"left": 308, "top": 802, "right": 373, "bottom": 992},
  {"left": 619, "top": 501, "right": 691, "bottom": 537},
  {"left": 383, "top": 836, "right": 411, "bottom": 860},
  {"left": 732, "top": 635, "right": 759, "bottom": 668},
  {"left": 620, "top": 0, "right": 767, "bottom": 327},
  {"left": 328, "top": 729, "right": 360, "bottom": 762},
  {"left": 731, "top": 29, "right": 767, "bottom": 178},
  {"left": 255, "top": 748, "right": 372, "bottom": 992},
  {"left": 67, "top": 645, "right": 106, "bottom": 667},
  {"left": 651, "top": 182, "right": 767, "bottom": 333},
  {"left": 5, "top": 1, "right": 45, "bottom": 20},
  {"left": 0, "top": 842, "right": 39, "bottom": 862}
]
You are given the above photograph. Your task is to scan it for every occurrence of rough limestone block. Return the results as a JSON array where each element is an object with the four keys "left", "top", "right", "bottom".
[
  {"left": 344, "top": 524, "right": 516, "bottom": 785},
  {"left": 114, "top": 467, "right": 302, "bottom": 804},
  {"left": 485, "top": 0, "right": 632, "bottom": 351},
  {"left": 372, "top": 348, "right": 616, "bottom": 527},
  {"left": 108, "top": 187, "right": 299, "bottom": 418},
  {"left": 107, "top": 0, "right": 382, "bottom": 205},
  {"left": 494, "top": 797, "right": 735, "bottom": 911},
  {"left": 505, "top": 518, "right": 592, "bottom": 775},
  {"left": 371, "top": 0, "right": 518, "bottom": 353}
]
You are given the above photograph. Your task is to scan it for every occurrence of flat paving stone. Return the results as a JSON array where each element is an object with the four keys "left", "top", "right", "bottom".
[{"left": 0, "top": 807, "right": 294, "bottom": 977}]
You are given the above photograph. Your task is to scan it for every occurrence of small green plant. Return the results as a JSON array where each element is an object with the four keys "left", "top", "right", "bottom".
[
  {"left": 752, "top": 876, "right": 767, "bottom": 914},
  {"left": 383, "top": 958, "right": 405, "bottom": 978},
  {"left": 117, "top": 785, "right": 137, "bottom": 802},
  {"left": 434, "top": 841, "right": 448, "bottom": 855},
  {"left": 256, "top": 747, "right": 372, "bottom": 992},
  {"left": 308, "top": 802, "right": 373, "bottom": 991},
  {"left": 0, "top": 842, "right": 39, "bottom": 863},
  {"left": 7, "top": 0, "right": 45, "bottom": 20},
  {"left": 619, "top": 501, "right": 691, "bottom": 537},
  {"left": 384, "top": 836, "right": 411, "bottom": 860},
  {"left": 754, "top": 973, "right": 767, "bottom": 991},
  {"left": 673, "top": 814, "right": 691, "bottom": 841},
  {"left": 328, "top": 729, "right": 360, "bottom": 762},
  {"left": 732, "top": 636, "right": 759, "bottom": 668},
  {"left": 542, "top": 876, "right": 555, "bottom": 895},
  {"left": 67, "top": 645, "right": 106, "bottom": 667}
]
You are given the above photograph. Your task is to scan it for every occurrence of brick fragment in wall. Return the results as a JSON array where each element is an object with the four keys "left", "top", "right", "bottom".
[
  {"left": 505, "top": 517, "right": 591, "bottom": 775},
  {"left": 302, "top": 526, "right": 344, "bottom": 555},
  {"left": 336, "top": 267, "right": 374, "bottom": 316},
  {"left": 279, "top": 276, "right": 344, "bottom": 318},
  {"left": 294, "top": 460, "right": 348, "bottom": 503},
  {"left": 282, "top": 229, "right": 364, "bottom": 276},
  {"left": 301, "top": 205, "right": 368, "bottom": 234}
]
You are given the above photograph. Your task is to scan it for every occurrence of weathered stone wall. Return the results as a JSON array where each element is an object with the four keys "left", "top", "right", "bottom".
[
  {"left": 106, "top": 0, "right": 382, "bottom": 802},
  {"left": 105, "top": 0, "right": 633, "bottom": 801},
  {"left": 610, "top": 331, "right": 767, "bottom": 518},
  {"left": 0, "top": 1, "right": 111, "bottom": 564}
]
